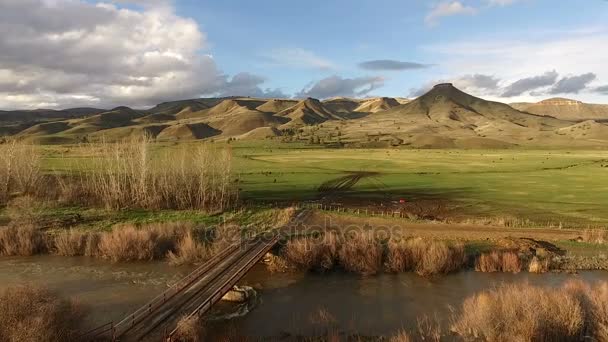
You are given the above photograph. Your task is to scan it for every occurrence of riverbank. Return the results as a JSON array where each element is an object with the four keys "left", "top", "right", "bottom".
[{"left": 3, "top": 256, "right": 606, "bottom": 341}]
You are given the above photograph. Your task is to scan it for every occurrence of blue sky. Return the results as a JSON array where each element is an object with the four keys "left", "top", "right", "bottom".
[
  {"left": 0, "top": 0, "right": 607, "bottom": 109},
  {"left": 174, "top": 0, "right": 608, "bottom": 102}
]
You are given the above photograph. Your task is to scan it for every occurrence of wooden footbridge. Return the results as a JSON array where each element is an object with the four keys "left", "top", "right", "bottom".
[{"left": 82, "top": 210, "right": 310, "bottom": 341}]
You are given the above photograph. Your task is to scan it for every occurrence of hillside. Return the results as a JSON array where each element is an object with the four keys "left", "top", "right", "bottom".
[
  {"left": 511, "top": 98, "right": 608, "bottom": 121},
  {"left": 277, "top": 98, "right": 343, "bottom": 126},
  {"left": 2, "top": 84, "right": 608, "bottom": 148}
]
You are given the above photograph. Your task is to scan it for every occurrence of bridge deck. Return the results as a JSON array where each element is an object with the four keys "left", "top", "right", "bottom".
[{"left": 81, "top": 209, "right": 310, "bottom": 341}]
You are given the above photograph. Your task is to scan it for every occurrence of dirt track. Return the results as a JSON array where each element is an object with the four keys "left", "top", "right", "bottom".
[
  {"left": 317, "top": 172, "right": 379, "bottom": 193},
  {"left": 302, "top": 211, "right": 583, "bottom": 242}
]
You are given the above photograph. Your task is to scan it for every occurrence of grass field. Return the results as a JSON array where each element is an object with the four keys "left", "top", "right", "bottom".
[{"left": 35, "top": 141, "right": 608, "bottom": 227}]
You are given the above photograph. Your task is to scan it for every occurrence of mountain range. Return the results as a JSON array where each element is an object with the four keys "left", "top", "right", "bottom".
[{"left": 1, "top": 84, "right": 608, "bottom": 148}]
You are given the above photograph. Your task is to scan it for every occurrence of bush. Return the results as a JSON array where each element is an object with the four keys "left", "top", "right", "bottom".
[
  {"left": 475, "top": 251, "right": 522, "bottom": 273},
  {"left": 172, "top": 315, "right": 205, "bottom": 342},
  {"left": 96, "top": 222, "right": 185, "bottom": 262},
  {"left": 0, "top": 141, "right": 42, "bottom": 205},
  {"left": 452, "top": 283, "right": 585, "bottom": 341},
  {"left": 74, "top": 136, "right": 236, "bottom": 211},
  {"left": 0, "top": 225, "right": 46, "bottom": 256},
  {"left": 387, "top": 238, "right": 466, "bottom": 276},
  {"left": 0, "top": 285, "right": 85, "bottom": 342},
  {"left": 283, "top": 232, "right": 339, "bottom": 272},
  {"left": 167, "top": 231, "right": 210, "bottom": 266},
  {"left": 528, "top": 256, "right": 550, "bottom": 273},
  {"left": 338, "top": 231, "right": 383, "bottom": 275},
  {"left": 582, "top": 229, "right": 608, "bottom": 244},
  {"left": 53, "top": 230, "right": 87, "bottom": 256}
]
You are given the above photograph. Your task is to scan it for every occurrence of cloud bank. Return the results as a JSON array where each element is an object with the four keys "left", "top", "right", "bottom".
[{"left": 0, "top": 0, "right": 280, "bottom": 109}]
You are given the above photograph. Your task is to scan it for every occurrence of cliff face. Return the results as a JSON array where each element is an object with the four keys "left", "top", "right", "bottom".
[{"left": 512, "top": 98, "right": 608, "bottom": 121}]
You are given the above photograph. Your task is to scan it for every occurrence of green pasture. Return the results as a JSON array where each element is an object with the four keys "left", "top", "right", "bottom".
[{"left": 39, "top": 141, "right": 608, "bottom": 226}]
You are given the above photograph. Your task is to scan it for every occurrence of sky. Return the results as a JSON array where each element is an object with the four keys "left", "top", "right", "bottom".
[{"left": 1, "top": 0, "right": 607, "bottom": 109}]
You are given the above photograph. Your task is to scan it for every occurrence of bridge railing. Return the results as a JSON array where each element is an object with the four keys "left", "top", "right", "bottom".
[
  {"left": 112, "top": 242, "right": 240, "bottom": 337},
  {"left": 166, "top": 235, "right": 279, "bottom": 341}
]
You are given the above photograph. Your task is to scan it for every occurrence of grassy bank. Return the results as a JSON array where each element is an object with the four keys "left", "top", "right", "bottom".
[{"left": 35, "top": 141, "right": 608, "bottom": 227}]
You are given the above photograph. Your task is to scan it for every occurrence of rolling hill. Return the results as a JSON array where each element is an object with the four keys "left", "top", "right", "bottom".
[
  {"left": 2, "top": 84, "right": 608, "bottom": 148},
  {"left": 511, "top": 98, "right": 608, "bottom": 121}
]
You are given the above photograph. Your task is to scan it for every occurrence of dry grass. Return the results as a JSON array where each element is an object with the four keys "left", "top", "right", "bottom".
[
  {"left": 387, "top": 238, "right": 466, "bottom": 276},
  {"left": 0, "top": 225, "right": 46, "bottom": 256},
  {"left": 475, "top": 250, "right": 522, "bottom": 273},
  {"left": 96, "top": 223, "right": 185, "bottom": 262},
  {"left": 281, "top": 235, "right": 467, "bottom": 276},
  {"left": 0, "top": 285, "right": 85, "bottom": 342},
  {"left": 563, "top": 280, "right": 608, "bottom": 340},
  {"left": 69, "top": 136, "right": 236, "bottom": 211},
  {"left": 172, "top": 315, "right": 206, "bottom": 342},
  {"left": 453, "top": 281, "right": 608, "bottom": 341},
  {"left": 167, "top": 231, "right": 210, "bottom": 266},
  {"left": 528, "top": 256, "right": 551, "bottom": 273},
  {"left": 452, "top": 283, "right": 585, "bottom": 341},
  {"left": 5, "top": 195, "right": 44, "bottom": 226},
  {"left": 283, "top": 232, "right": 339, "bottom": 272},
  {"left": 338, "top": 231, "right": 383, "bottom": 275},
  {"left": 582, "top": 229, "right": 608, "bottom": 244},
  {"left": 0, "top": 221, "right": 212, "bottom": 263},
  {"left": 0, "top": 140, "right": 42, "bottom": 205},
  {"left": 389, "top": 330, "right": 412, "bottom": 342},
  {"left": 53, "top": 230, "right": 87, "bottom": 256}
]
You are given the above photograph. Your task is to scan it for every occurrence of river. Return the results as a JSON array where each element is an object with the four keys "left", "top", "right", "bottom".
[{"left": 1, "top": 256, "right": 607, "bottom": 338}]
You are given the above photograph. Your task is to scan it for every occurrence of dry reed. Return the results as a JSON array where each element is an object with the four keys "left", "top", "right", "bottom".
[
  {"left": 73, "top": 136, "right": 236, "bottom": 211},
  {"left": 53, "top": 230, "right": 87, "bottom": 256},
  {"left": 283, "top": 232, "right": 339, "bottom": 272},
  {"left": 172, "top": 315, "right": 206, "bottom": 342},
  {"left": 0, "top": 225, "right": 46, "bottom": 256},
  {"left": 0, "top": 140, "right": 42, "bottom": 204},
  {"left": 386, "top": 238, "right": 466, "bottom": 276},
  {"left": 582, "top": 229, "right": 608, "bottom": 244},
  {"left": 451, "top": 282, "right": 598, "bottom": 341},
  {"left": 0, "top": 285, "right": 85, "bottom": 342},
  {"left": 475, "top": 250, "right": 522, "bottom": 273},
  {"left": 528, "top": 256, "right": 550, "bottom": 273},
  {"left": 338, "top": 231, "right": 383, "bottom": 275},
  {"left": 167, "top": 231, "right": 210, "bottom": 265}
]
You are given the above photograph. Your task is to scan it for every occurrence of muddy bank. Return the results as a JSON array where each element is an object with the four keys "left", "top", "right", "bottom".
[{"left": 0, "top": 256, "right": 606, "bottom": 340}]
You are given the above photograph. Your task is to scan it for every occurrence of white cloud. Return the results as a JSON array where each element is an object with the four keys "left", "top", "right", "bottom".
[
  {"left": 422, "top": 28, "right": 608, "bottom": 101},
  {"left": 425, "top": 1, "right": 477, "bottom": 26},
  {"left": 297, "top": 75, "right": 384, "bottom": 99},
  {"left": 264, "top": 48, "right": 334, "bottom": 70},
  {"left": 486, "top": 0, "right": 519, "bottom": 6},
  {"left": 0, "top": 0, "right": 278, "bottom": 109}
]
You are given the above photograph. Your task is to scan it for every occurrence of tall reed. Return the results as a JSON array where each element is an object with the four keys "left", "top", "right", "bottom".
[
  {"left": 451, "top": 282, "right": 604, "bottom": 341},
  {"left": 0, "top": 285, "right": 85, "bottom": 341},
  {"left": 62, "top": 135, "right": 237, "bottom": 211},
  {"left": 0, "top": 225, "right": 45, "bottom": 256},
  {"left": 0, "top": 140, "right": 42, "bottom": 204}
]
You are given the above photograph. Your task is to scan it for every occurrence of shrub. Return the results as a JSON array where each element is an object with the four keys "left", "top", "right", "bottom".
[
  {"left": 418, "top": 240, "right": 465, "bottom": 276},
  {"left": 283, "top": 232, "right": 339, "bottom": 272},
  {"left": 338, "top": 231, "right": 383, "bottom": 275},
  {"left": 386, "top": 239, "right": 415, "bottom": 273},
  {"left": 167, "top": 231, "right": 210, "bottom": 266},
  {"left": 0, "top": 285, "right": 85, "bottom": 342},
  {"left": 172, "top": 315, "right": 205, "bottom": 342},
  {"left": 528, "top": 256, "right": 550, "bottom": 273},
  {"left": 0, "top": 140, "right": 42, "bottom": 204},
  {"left": 96, "top": 223, "right": 185, "bottom": 262},
  {"left": 452, "top": 283, "right": 585, "bottom": 341},
  {"left": 582, "top": 229, "right": 608, "bottom": 244},
  {"left": 475, "top": 251, "right": 522, "bottom": 273},
  {"left": 74, "top": 136, "right": 237, "bottom": 211},
  {"left": 0, "top": 225, "right": 46, "bottom": 256},
  {"left": 53, "top": 230, "right": 87, "bottom": 256}
]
